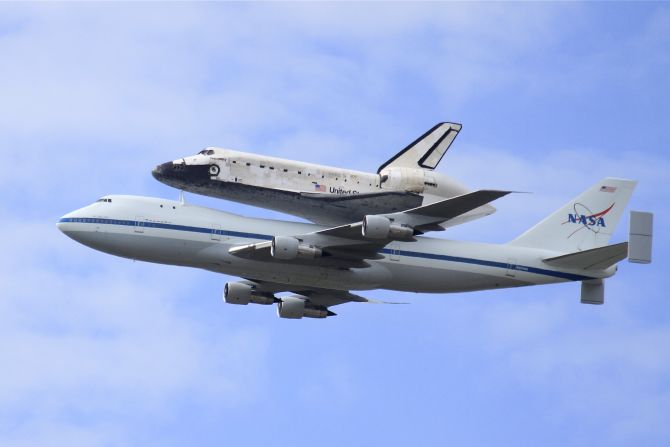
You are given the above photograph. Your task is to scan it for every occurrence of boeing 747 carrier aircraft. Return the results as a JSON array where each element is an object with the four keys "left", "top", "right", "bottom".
[
  {"left": 58, "top": 178, "right": 652, "bottom": 319},
  {"left": 152, "top": 122, "right": 494, "bottom": 226}
]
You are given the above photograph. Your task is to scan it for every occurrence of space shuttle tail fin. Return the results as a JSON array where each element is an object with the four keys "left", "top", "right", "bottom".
[
  {"left": 377, "top": 122, "right": 461, "bottom": 173},
  {"left": 509, "top": 178, "right": 637, "bottom": 253}
]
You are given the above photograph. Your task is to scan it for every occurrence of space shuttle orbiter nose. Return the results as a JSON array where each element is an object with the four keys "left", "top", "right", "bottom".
[{"left": 152, "top": 160, "right": 212, "bottom": 190}]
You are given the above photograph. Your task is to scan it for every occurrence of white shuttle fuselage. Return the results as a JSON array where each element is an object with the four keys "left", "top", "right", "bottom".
[{"left": 152, "top": 123, "right": 494, "bottom": 225}]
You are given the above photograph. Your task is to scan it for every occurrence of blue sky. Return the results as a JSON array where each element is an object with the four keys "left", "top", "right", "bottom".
[{"left": 1, "top": 2, "right": 669, "bottom": 446}]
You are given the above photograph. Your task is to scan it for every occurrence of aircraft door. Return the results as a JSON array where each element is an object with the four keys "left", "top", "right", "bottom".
[
  {"left": 134, "top": 216, "right": 145, "bottom": 233},
  {"left": 211, "top": 224, "right": 222, "bottom": 241},
  {"left": 230, "top": 159, "right": 246, "bottom": 183},
  {"left": 216, "top": 158, "right": 231, "bottom": 179},
  {"left": 389, "top": 244, "right": 401, "bottom": 261},
  {"left": 505, "top": 258, "right": 517, "bottom": 277}
]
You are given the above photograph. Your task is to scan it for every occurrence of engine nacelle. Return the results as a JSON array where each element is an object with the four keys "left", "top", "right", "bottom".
[
  {"left": 276, "top": 296, "right": 332, "bottom": 319},
  {"left": 271, "top": 236, "right": 322, "bottom": 260},
  {"left": 362, "top": 215, "right": 414, "bottom": 240},
  {"left": 224, "top": 282, "right": 275, "bottom": 305}
]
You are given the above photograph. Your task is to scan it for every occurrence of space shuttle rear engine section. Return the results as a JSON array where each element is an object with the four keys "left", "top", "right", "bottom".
[
  {"left": 362, "top": 215, "right": 414, "bottom": 240},
  {"left": 379, "top": 167, "right": 426, "bottom": 193},
  {"left": 271, "top": 236, "right": 322, "bottom": 260},
  {"left": 276, "top": 296, "right": 332, "bottom": 319},
  {"left": 224, "top": 282, "right": 275, "bottom": 305}
]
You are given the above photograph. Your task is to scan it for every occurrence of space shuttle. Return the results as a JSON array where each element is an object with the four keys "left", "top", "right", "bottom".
[{"left": 152, "top": 122, "right": 494, "bottom": 226}]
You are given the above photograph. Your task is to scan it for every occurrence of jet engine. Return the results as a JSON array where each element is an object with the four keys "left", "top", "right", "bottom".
[
  {"left": 224, "top": 281, "right": 275, "bottom": 305},
  {"left": 271, "top": 236, "right": 322, "bottom": 260},
  {"left": 362, "top": 215, "right": 414, "bottom": 240},
  {"left": 276, "top": 296, "right": 333, "bottom": 319}
]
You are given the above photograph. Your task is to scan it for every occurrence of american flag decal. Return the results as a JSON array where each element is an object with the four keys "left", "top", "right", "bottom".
[
  {"left": 314, "top": 183, "right": 326, "bottom": 192},
  {"left": 600, "top": 185, "right": 617, "bottom": 193}
]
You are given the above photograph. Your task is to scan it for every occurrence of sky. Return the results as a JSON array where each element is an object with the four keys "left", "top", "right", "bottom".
[{"left": 1, "top": 2, "right": 669, "bottom": 446}]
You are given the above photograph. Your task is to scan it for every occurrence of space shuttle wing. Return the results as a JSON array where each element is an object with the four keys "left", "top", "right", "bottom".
[
  {"left": 297, "top": 190, "right": 424, "bottom": 224},
  {"left": 299, "top": 190, "right": 420, "bottom": 202},
  {"left": 229, "top": 190, "right": 510, "bottom": 265}
]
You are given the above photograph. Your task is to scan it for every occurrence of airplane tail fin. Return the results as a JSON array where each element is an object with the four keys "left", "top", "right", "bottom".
[
  {"left": 377, "top": 122, "right": 461, "bottom": 173},
  {"left": 509, "top": 178, "right": 637, "bottom": 253}
]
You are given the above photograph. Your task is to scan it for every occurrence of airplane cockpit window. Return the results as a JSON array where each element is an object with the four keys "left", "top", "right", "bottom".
[
  {"left": 198, "top": 149, "right": 216, "bottom": 155},
  {"left": 96, "top": 198, "right": 112, "bottom": 203}
]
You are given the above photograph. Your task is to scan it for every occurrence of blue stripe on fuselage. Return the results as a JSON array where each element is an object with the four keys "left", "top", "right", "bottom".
[
  {"left": 59, "top": 217, "right": 271, "bottom": 240},
  {"left": 58, "top": 217, "right": 593, "bottom": 281}
]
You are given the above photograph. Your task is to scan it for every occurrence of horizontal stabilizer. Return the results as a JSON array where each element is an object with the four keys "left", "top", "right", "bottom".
[{"left": 543, "top": 242, "right": 628, "bottom": 270}]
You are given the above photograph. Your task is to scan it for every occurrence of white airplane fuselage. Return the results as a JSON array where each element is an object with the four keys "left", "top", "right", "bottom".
[{"left": 57, "top": 195, "right": 610, "bottom": 295}]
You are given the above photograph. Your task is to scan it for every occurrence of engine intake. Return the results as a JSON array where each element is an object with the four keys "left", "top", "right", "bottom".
[
  {"left": 276, "top": 296, "right": 333, "bottom": 319},
  {"left": 362, "top": 215, "right": 414, "bottom": 240},
  {"left": 224, "top": 282, "right": 275, "bottom": 305},
  {"left": 271, "top": 236, "right": 322, "bottom": 260}
]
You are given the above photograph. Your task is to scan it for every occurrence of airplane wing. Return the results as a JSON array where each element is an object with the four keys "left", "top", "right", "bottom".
[
  {"left": 229, "top": 189, "right": 511, "bottom": 266},
  {"left": 242, "top": 279, "right": 397, "bottom": 306},
  {"left": 235, "top": 278, "right": 406, "bottom": 318}
]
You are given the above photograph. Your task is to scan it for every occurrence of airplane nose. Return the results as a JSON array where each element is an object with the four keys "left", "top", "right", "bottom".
[
  {"left": 57, "top": 210, "right": 79, "bottom": 235},
  {"left": 57, "top": 202, "right": 95, "bottom": 234},
  {"left": 57, "top": 207, "right": 108, "bottom": 249}
]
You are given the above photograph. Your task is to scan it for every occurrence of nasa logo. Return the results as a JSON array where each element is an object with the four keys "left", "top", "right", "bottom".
[
  {"left": 565, "top": 203, "right": 615, "bottom": 228},
  {"left": 567, "top": 214, "right": 607, "bottom": 227}
]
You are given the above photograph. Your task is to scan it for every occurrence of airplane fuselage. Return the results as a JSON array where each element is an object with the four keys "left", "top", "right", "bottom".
[{"left": 58, "top": 196, "right": 611, "bottom": 296}]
